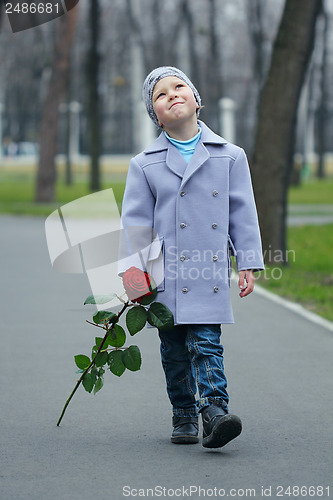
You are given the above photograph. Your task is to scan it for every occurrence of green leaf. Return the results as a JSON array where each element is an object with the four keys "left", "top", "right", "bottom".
[
  {"left": 82, "top": 372, "right": 94, "bottom": 393},
  {"left": 74, "top": 354, "right": 91, "bottom": 370},
  {"left": 94, "top": 377, "right": 104, "bottom": 394},
  {"left": 95, "top": 337, "right": 104, "bottom": 347},
  {"left": 92, "top": 336, "right": 108, "bottom": 359},
  {"left": 107, "top": 324, "right": 126, "bottom": 347},
  {"left": 140, "top": 276, "right": 157, "bottom": 305},
  {"left": 147, "top": 302, "right": 174, "bottom": 330},
  {"left": 93, "top": 310, "right": 117, "bottom": 325},
  {"left": 108, "top": 350, "right": 126, "bottom": 377},
  {"left": 84, "top": 293, "right": 117, "bottom": 305},
  {"left": 94, "top": 350, "right": 108, "bottom": 367},
  {"left": 122, "top": 345, "right": 142, "bottom": 372},
  {"left": 126, "top": 306, "right": 147, "bottom": 335},
  {"left": 90, "top": 366, "right": 98, "bottom": 384}
]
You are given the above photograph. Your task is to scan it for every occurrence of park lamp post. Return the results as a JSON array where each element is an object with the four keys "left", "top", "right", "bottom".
[
  {"left": 59, "top": 100, "right": 82, "bottom": 184},
  {"left": 218, "top": 97, "right": 236, "bottom": 144},
  {"left": 59, "top": 100, "right": 82, "bottom": 161}
]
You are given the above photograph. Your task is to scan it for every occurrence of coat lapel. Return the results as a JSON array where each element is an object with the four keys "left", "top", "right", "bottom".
[
  {"left": 166, "top": 145, "right": 188, "bottom": 179},
  {"left": 143, "top": 121, "right": 227, "bottom": 185},
  {"left": 180, "top": 121, "right": 227, "bottom": 188},
  {"left": 180, "top": 141, "right": 210, "bottom": 188},
  {"left": 144, "top": 132, "right": 187, "bottom": 179}
]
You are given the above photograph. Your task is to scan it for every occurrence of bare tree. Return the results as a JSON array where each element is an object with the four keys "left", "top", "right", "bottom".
[
  {"left": 35, "top": 9, "right": 78, "bottom": 202},
  {"left": 151, "top": 0, "right": 166, "bottom": 66},
  {"left": 247, "top": 0, "right": 266, "bottom": 88},
  {"left": 125, "top": 0, "right": 195, "bottom": 72},
  {"left": 125, "top": 0, "right": 149, "bottom": 72},
  {"left": 316, "top": 5, "right": 330, "bottom": 178},
  {"left": 87, "top": 0, "right": 101, "bottom": 192},
  {"left": 0, "top": 3, "right": 5, "bottom": 30},
  {"left": 204, "top": 0, "right": 223, "bottom": 131},
  {"left": 182, "top": 0, "right": 200, "bottom": 84},
  {"left": 251, "top": 0, "right": 322, "bottom": 264}
]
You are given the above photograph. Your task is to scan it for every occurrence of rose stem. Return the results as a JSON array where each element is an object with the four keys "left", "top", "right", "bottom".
[{"left": 56, "top": 301, "right": 129, "bottom": 426}]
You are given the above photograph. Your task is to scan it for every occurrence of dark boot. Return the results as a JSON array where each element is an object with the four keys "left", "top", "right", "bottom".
[
  {"left": 171, "top": 416, "right": 199, "bottom": 444},
  {"left": 201, "top": 405, "right": 242, "bottom": 448}
]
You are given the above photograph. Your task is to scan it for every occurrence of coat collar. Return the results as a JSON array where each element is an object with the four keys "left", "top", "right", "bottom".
[
  {"left": 143, "top": 120, "right": 227, "bottom": 154},
  {"left": 143, "top": 120, "right": 228, "bottom": 187}
]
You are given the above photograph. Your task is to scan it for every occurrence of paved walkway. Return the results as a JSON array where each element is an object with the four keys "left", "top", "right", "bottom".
[
  {"left": 288, "top": 204, "right": 333, "bottom": 226},
  {"left": 0, "top": 215, "right": 332, "bottom": 500}
]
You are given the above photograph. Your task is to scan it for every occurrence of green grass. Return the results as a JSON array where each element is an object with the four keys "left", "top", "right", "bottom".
[
  {"left": 0, "top": 171, "right": 126, "bottom": 216},
  {"left": 256, "top": 224, "right": 333, "bottom": 322},
  {"left": 288, "top": 178, "right": 333, "bottom": 204}
]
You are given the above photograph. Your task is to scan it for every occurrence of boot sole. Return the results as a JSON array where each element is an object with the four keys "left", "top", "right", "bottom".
[
  {"left": 202, "top": 414, "right": 242, "bottom": 448},
  {"left": 171, "top": 435, "right": 199, "bottom": 444}
]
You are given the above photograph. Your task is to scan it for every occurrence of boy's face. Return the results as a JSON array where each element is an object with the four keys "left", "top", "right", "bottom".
[{"left": 152, "top": 76, "right": 199, "bottom": 130}]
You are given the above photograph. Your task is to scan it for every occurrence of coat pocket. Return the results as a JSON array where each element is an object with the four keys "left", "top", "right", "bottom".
[
  {"left": 227, "top": 234, "right": 237, "bottom": 257},
  {"left": 227, "top": 235, "right": 236, "bottom": 287},
  {"left": 146, "top": 236, "right": 165, "bottom": 292}
]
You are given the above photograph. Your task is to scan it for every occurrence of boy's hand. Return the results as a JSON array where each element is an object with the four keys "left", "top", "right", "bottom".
[{"left": 238, "top": 270, "right": 255, "bottom": 298}]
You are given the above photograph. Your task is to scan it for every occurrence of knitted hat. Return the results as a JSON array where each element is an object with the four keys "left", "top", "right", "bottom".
[{"left": 142, "top": 66, "right": 201, "bottom": 127}]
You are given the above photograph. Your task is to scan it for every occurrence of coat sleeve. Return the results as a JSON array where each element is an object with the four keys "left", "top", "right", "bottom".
[
  {"left": 228, "top": 148, "right": 264, "bottom": 272},
  {"left": 118, "top": 157, "right": 157, "bottom": 274}
]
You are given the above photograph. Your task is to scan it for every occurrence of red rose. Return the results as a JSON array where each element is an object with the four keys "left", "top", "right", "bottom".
[{"left": 122, "top": 266, "right": 152, "bottom": 303}]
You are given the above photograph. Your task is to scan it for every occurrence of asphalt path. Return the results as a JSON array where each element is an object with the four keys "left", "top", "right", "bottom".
[
  {"left": 288, "top": 204, "right": 333, "bottom": 226},
  {"left": 1, "top": 215, "right": 332, "bottom": 500}
]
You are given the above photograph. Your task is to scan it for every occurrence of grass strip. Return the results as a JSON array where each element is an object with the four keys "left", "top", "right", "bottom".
[
  {"left": 0, "top": 174, "right": 126, "bottom": 216},
  {"left": 288, "top": 178, "right": 333, "bottom": 204},
  {"left": 256, "top": 224, "right": 333, "bottom": 322}
]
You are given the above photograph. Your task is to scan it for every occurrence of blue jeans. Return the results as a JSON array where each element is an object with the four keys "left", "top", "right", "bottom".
[{"left": 158, "top": 324, "right": 229, "bottom": 417}]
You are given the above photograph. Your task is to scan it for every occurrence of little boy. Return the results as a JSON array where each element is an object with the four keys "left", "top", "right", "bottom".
[{"left": 121, "top": 67, "right": 264, "bottom": 448}]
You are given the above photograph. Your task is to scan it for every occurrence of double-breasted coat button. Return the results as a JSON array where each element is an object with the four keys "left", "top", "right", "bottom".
[
  {"left": 213, "top": 286, "right": 219, "bottom": 293},
  {"left": 182, "top": 287, "right": 188, "bottom": 293},
  {"left": 180, "top": 222, "right": 186, "bottom": 228},
  {"left": 213, "top": 255, "right": 218, "bottom": 261},
  {"left": 212, "top": 223, "right": 218, "bottom": 229},
  {"left": 180, "top": 191, "right": 186, "bottom": 197},
  {"left": 180, "top": 255, "right": 186, "bottom": 261},
  {"left": 212, "top": 190, "right": 218, "bottom": 197}
]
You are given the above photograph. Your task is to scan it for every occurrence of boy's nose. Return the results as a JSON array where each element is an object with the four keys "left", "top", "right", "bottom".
[{"left": 169, "top": 92, "right": 178, "bottom": 101}]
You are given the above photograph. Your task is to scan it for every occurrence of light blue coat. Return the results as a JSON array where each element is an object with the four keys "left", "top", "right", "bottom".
[{"left": 120, "top": 120, "right": 264, "bottom": 324}]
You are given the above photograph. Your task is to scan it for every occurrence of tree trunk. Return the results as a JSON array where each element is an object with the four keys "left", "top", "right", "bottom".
[
  {"left": 247, "top": 0, "right": 266, "bottom": 88},
  {"left": 251, "top": 0, "right": 322, "bottom": 264},
  {"left": 87, "top": 0, "right": 101, "bottom": 192},
  {"left": 207, "top": 0, "right": 223, "bottom": 132},
  {"left": 182, "top": 0, "right": 200, "bottom": 88},
  {"left": 35, "top": 10, "right": 77, "bottom": 202},
  {"left": 151, "top": 0, "right": 165, "bottom": 66},
  {"left": 125, "top": 0, "right": 149, "bottom": 72},
  {"left": 316, "top": 8, "right": 329, "bottom": 179},
  {"left": 0, "top": 2, "right": 5, "bottom": 30}
]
